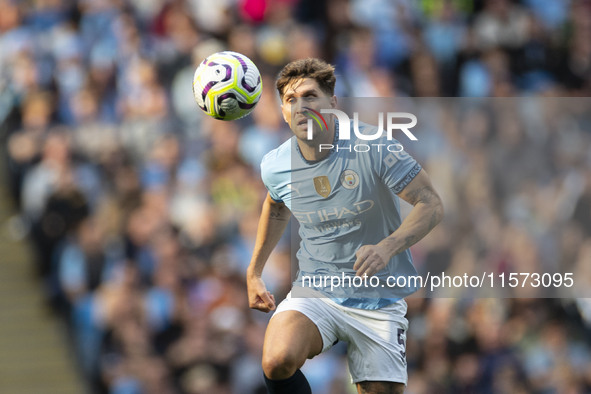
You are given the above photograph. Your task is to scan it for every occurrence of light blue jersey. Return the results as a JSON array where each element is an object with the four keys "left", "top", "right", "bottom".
[{"left": 261, "top": 121, "right": 422, "bottom": 309}]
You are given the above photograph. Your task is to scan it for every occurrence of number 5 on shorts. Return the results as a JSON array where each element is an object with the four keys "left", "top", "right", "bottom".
[{"left": 397, "top": 328, "right": 407, "bottom": 363}]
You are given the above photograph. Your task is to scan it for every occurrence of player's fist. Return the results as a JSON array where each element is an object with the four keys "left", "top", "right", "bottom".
[
  {"left": 246, "top": 275, "right": 276, "bottom": 312},
  {"left": 353, "top": 244, "right": 390, "bottom": 277}
]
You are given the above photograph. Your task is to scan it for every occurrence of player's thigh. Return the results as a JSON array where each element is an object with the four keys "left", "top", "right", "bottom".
[
  {"left": 357, "top": 381, "right": 405, "bottom": 394},
  {"left": 263, "top": 310, "right": 323, "bottom": 366}
]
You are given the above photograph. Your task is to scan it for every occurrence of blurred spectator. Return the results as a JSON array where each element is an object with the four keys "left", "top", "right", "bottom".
[
  {"left": 473, "top": 0, "right": 530, "bottom": 50},
  {"left": 6, "top": 90, "right": 53, "bottom": 203}
]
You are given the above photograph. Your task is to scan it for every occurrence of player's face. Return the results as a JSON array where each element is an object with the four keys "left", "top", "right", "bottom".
[{"left": 281, "top": 78, "right": 336, "bottom": 140}]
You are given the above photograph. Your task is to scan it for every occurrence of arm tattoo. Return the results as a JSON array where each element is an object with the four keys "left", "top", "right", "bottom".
[
  {"left": 403, "top": 234, "right": 419, "bottom": 249},
  {"left": 269, "top": 208, "right": 289, "bottom": 222},
  {"left": 406, "top": 186, "right": 435, "bottom": 206}
]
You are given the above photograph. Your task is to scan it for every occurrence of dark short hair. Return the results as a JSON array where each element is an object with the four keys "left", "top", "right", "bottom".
[{"left": 276, "top": 58, "right": 336, "bottom": 100}]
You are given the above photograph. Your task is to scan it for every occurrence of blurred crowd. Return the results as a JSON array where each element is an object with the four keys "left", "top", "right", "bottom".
[{"left": 1, "top": 0, "right": 591, "bottom": 393}]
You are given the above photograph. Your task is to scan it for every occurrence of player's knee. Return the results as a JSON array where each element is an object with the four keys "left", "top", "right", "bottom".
[{"left": 262, "top": 350, "right": 300, "bottom": 380}]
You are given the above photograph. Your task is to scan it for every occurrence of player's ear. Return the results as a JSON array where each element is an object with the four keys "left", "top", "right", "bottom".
[{"left": 331, "top": 95, "right": 337, "bottom": 108}]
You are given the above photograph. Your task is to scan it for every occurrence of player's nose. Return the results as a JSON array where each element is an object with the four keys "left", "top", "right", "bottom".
[{"left": 291, "top": 97, "right": 304, "bottom": 113}]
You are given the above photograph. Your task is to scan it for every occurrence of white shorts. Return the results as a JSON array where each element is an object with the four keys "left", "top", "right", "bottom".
[{"left": 273, "top": 291, "right": 409, "bottom": 385}]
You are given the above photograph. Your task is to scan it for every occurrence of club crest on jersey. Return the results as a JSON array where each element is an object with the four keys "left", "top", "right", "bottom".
[
  {"left": 340, "top": 170, "right": 360, "bottom": 190},
  {"left": 313, "top": 176, "right": 331, "bottom": 198}
]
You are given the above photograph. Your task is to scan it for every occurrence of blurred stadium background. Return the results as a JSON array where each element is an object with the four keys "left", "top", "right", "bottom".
[{"left": 0, "top": 0, "right": 590, "bottom": 393}]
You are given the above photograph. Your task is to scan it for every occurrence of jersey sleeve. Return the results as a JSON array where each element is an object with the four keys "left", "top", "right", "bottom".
[
  {"left": 260, "top": 152, "right": 284, "bottom": 203},
  {"left": 373, "top": 137, "right": 422, "bottom": 194}
]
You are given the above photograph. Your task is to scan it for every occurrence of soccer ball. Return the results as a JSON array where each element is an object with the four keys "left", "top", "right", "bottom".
[{"left": 192, "top": 51, "right": 262, "bottom": 121}]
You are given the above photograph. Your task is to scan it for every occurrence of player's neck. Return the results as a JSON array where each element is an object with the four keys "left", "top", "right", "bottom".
[{"left": 296, "top": 124, "right": 336, "bottom": 162}]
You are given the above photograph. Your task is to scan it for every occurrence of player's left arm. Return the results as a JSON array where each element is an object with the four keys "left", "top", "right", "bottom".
[{"left": 354, "top": 169, "right": 443, "bottom": 277}]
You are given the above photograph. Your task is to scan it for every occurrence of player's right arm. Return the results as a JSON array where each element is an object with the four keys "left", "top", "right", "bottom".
[{"left": 247, "top": 193, "right": 291, "bottom": 312}]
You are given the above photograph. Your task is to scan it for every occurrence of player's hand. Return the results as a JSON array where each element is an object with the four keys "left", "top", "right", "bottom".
[
  {"left": 354, "top": 244, "right": 390, "bottom": 277},
  {"left": 246, "top": 275, "right": 276, "bottom": 312}
]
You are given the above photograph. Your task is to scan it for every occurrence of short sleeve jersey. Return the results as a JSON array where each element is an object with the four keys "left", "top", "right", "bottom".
[{"left": 261, "top": 121, "right": 422, "bottom": 309}]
